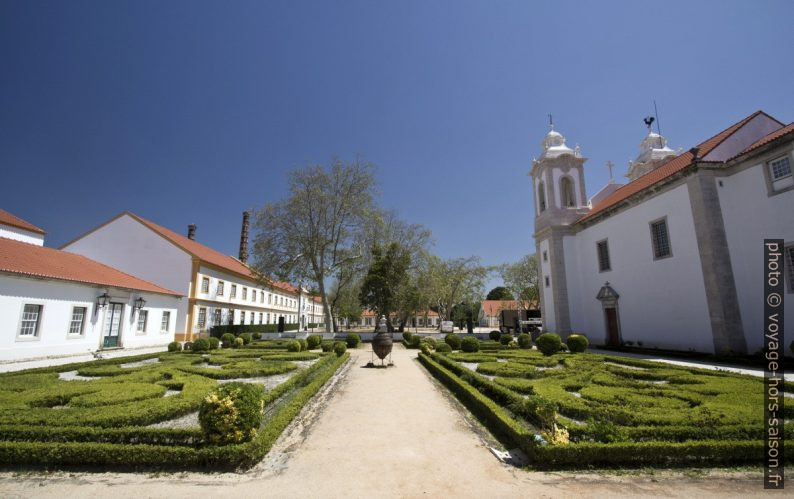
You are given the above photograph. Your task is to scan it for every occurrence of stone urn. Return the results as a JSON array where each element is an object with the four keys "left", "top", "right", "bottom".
[{"left": 372, "top": 315, "right": 393, "bottom": 361}]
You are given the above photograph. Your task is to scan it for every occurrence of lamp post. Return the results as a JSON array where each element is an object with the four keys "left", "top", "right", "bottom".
[{"left": 134, "top": 297, "right": 146, "bottom": 311}]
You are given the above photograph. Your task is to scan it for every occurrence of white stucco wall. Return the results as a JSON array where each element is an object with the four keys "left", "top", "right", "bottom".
[
  {"left": 0, "top": 274, "right": 179, "bottom": 361},
  {"left": 567, "top": 183, "right": 715, "bottom": 352},
  {"left": 718, "top": 160, "right": 794, "bottom": 354},
  {"left": 0, "top": 225, "right": 44, "bottom": 246},
  {"left": 62, "top": 214, "right": 193, "bottom": 333},
  {"left": 538, "top": 238, "right": 556, "bottom": 331}
]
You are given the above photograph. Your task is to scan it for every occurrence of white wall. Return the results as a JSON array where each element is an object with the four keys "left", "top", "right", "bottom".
[
  {"left": 538, "top": 238, "right": 556, "bottom": 331},
  {"left": 567, "top": 184, "right": 715, "bottom": 352},
  {"left": 719, "top": 160, "right": 794, "bottom": 353},
  {"left": 62, "top": 214, "right": 193, "bottom": 333},
  {"left": 0, "top": 274, "right": 179, "bottom": 361},
  {"left": 0, "top": 225, "right": 44, "bottom": 246}
]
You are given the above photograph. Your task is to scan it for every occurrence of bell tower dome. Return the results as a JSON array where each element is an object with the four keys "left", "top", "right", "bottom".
[{"left": 626, "top": 124, "right": 678, "bottom": 181}]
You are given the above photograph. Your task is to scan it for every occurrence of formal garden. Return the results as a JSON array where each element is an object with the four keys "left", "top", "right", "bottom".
[
  {"left": 0, "top": 335, "right": 349, "bottom": 470},
  {"left": 415, "top": 330, "right": 794, "bottom": 469}
]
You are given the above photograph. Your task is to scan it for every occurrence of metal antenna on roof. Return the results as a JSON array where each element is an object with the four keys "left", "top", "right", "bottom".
[{"left": 654, "top": 100, "right": 663, "bottom": 148}]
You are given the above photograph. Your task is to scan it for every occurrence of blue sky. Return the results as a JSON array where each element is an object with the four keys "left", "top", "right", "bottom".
[{"left": 2, "top": 0, "right": 792, "bottom": 288}]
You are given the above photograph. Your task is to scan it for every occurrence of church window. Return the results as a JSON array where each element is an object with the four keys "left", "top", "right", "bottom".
[
  {"left": 597, "top": 240, "right": 611, "bottom": 272},
  {"left": 560, "top": 176, "right": 575, "bottom": 207},
  {"left": 543, "top": 251, "right": 548, "bottom": 262},
  {"left": 769, "top": 156, "right": 791, "bottom": 180},
  {"left": 650, "top": 218, "right": 672, "bottom": 259},
  {"left": 544, "top": 276, "right": 550, "bottom": 287},
  {"left": 538, "top": 182, "right": 546, "bottom": 212}
]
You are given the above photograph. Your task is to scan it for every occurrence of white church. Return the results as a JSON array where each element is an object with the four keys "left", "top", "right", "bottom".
[{"left": 531, "top": 110, "right": 793, "bottom": 355}]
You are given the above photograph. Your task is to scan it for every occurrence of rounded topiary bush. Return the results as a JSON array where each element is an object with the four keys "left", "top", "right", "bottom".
[
  {"left": 489, "top": 330, "right": 501, "bottom": 342},
  {"left": 445, "top": 333, "right": 461, "bottom": 350},
  {"left": 183, "top": 341, "right": 193, "bottom": 351},
  {"left": 419, "top": 343, "right": 433, "bottom": 355},
  {"left": 403, "top": 331, "right": 413, "bottom": 343},
  {"left": 461, "top": 336, "right": 480, "bottom": 353},
  {"left": 333, "top": 341, "right": 347, "bottom": 357},
  {"left": 307, "top": 334, "right": 322, "bottom": 350},
  {"left": 567, "top": 333, "right": 589, "bottom": 353},
  {"left": 167, "top": 341, "right": 182, "bottom": 352},
  {"left": 409, "top": 335, "right": 422, "bottom": 348},
  {"left": 536, "top": 332, "right": 562, "bottom": 356},
  {"left": 221, "top": 333, "right": 235, "bottom": 348},
  {"left": 208, "top": 337, "right": 220, "bottom": 350},
  {"left": 286, "top": 340, "right": 301, "bottom": 352},
  {"left": 199, "top": 382, "right": 264, "bottom": 444},
  {"left": 297, "top": 338, "right": 308, "bottom": 351},
  {"left": 321, "top": 341, "right": 334, "bottom": 352},
  {"left": 233, "top": 337, "right": 244, "bottom": 348},
  {"left": 238, "top": 333, "right": 252, "bottom": 345},
  {"left": 192, "top": 338, "right": 210, "bottom": 352},
  {"left": 420, "top": 336, "right": 437, "bottom": 349},
  {"left": 499, "top": 333, "right": 513, "bottom": 345},
  {"left": 346, "top": 333, "right": 361, "bottom": 348},
  {"left": 508, "top": 340, "right": 518, "bottom": 349},
  {"left": 435, "top": 343, "right": 452, "bottom": 353},
  {"left": 517, "top": 333, "right": 532, "bottom": 349}
]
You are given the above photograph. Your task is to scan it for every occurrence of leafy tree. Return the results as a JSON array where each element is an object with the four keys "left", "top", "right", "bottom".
[
  {"left": 358, "top": 242, "right": 411, "bottom": 330},
  {"left": 252, "top": 158, "right": 375, "bottom": 332},
  {"left": 499, "top": 253, "right": 540, "bottom": 315},
  {"left": 486, "top": 286, "right": 513, "bottom": 301},
  {"left": 423, "top": 255, "right": 487, "bottom": 325}
]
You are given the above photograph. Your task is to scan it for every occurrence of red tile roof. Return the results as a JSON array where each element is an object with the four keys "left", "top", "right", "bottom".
[
  {"left": 0, "top": 209, "right": 46, "bottom": 235},
  {"left": 0, "top": 237, "right": 182, "bottom": 296},
  {"left": 578, "top": 111, "right": 777, "bottom": 224},
  {"left": 126, "top": 212, "right": 298, "bottom": 295},
  {"left": 481, "top": 300, "right": 536, "bottom": 316}
]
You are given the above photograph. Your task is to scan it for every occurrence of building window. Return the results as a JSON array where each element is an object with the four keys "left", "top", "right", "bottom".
[
  {"left": 538, "top": 182, "right": 546, "bottom": 212},
  {"left": 137, "top": 310, "right": 148, "bottom": 333},
  {"left": 213, "top": 308, "right": 221, "bottom": 326},
  {"left": 228, "top": 309, "right": 234, "bottom": 325},
  {"left": 560, "top": 176, "right": 575, "bottom": 207},
  {"left": 217, "top": 281, "right": 225, "bottom": 296},
  {"left": 240, "top": 310, "right": 245, "bottom": 325},
  {"left": 68, "top": 306, "right": 86, "bottom": 335},
  {"left": 768, "top": 155, "right": 793, "bottom": 193},
  {"left": 543, "top": 250, "right": 547, "bottom": 262},
  {"left": 544, "top": 276, "right": 550, "bottom": 287},
  {"left": 231, "top": 285, "right": 237, "bottom": 298},
  {"left": 242, "top": 287, "right": 248, "bottom": 300},
  {"left": 260, "top": 291, "right": 264, "bottom": 303},
  {"left": 650, "top": 218, "right": 672, "bottom": 259},
  {"left": 596, "top": 240, "right": 611, "bottom": 272},
  {"left": 19, "top": 304, "right": 42, "bottom": 337},
  {"left": 197, "top": 308, "right": 206, "bottom": 329},
  {"left": 268, "top": 293, "right": 272, "bottom": 304},
  {"left": 161, "top": 311, "right": 171, "bottom": 333},
  {"left": 201, "top": 277, "right": 209, "bottom": 293},
  {"left": 267, "top": 313, "right": 270, "bottom": 324},
  {"left": 786, "top": 244, "right": 794, "bottom": 294},
  {"left": 259, "top": 312, "right": 263, "bottom": 324},
  {"left": 250, "top": 311, "right": 254, "bottom": 323},
  {"left": 252, "top": 290, "right": 256, "bottom": 302}
]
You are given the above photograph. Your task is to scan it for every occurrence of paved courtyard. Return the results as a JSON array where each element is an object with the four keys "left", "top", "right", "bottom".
[{"left": 0, "top": 345, "right": 785, "bottom": 498}]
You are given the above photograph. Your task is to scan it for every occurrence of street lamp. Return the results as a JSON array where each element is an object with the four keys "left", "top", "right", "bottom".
[
  {"left": 134, "top": 297, "right": 146, "bottom": 311},
  {"left": 96, "top": 292, "right": 110, "bottom": 309}
]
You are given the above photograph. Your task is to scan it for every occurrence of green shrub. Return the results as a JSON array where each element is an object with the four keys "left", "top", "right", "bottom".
[
  {"left": 403, "top": 331, "right": 413, "bottom": 343},
  {"left": 238, "top": 333, "right": 252, "bottom": 345},
  {"left": 321, "top": 341, "right": 334, "bottom": 352},
  {"left": 221, "top": 333, "right": 235, "bottom": 348},
  {"left": 445, "top": 334, "right": 461, "bottom": 350},
  {"left": 420, "top": 343, "right": 433, "bottom": 355},
  {"left": 207, "top": 337, "right": 220, "bottom": 350},
  {"left": 333, "top": 341, "right": 347, "bottom": 357},
  {"left": 192, "top": 338, "right": 210, "bottom": 352},
  {"left": 435, "top": 343, "right": 452, "bottom": 353},
  {"left": 198, "top": 382, "right": 264, "bottom": 444},
  {"left": 420, "top": 337, "right": 437, "bottom": 349},
  {"left": 297, "top": 339, "right": 308, "bottom": 351},
  {"left": 409, "top": 335, "right": 422, "bottom": 348},
  {"left": 346, "top": 333, "right": 361, "bottom": 348},
  {"left": 233, "top": 337, "right": 244, "bottom": 348},
  {"left": 167, "top": 341, "right": 182, "bottom": 352},
  {"left": 489, "top": 330, "right": 501, "bottom": 341},
  {"left": 517, "top": 333, "right": 532, "bottom": 349},
  {"left": 306, "top": 335, "right": 322, "bottom": 350},
  {"left": 461, "top": 336, "right": 480, "bottom": 353},
  {"left": 286, "top": 340, "right": 301, "bottom": 352},
  {"left": 567, "top": 334, "right": 589, "bottom": 353},
  {"left": 183, "top": 341, "right": 193, "bottom": 351},
  {"left": 499, "top": 333, "right": 513, "bottom": 345},
  {"left": 536, "top": 332, "right": 562, "bottom": 356}
]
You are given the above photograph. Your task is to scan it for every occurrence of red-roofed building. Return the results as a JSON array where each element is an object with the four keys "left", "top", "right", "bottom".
[
  {"left": 0, "top": 210, "right": 183, "bottom": 361},
  {"left": 63, "top": 212, "right": 305, "bottom": 340},
  {"left": 531, "top": 111, "right": 793, "bottom": 354}
]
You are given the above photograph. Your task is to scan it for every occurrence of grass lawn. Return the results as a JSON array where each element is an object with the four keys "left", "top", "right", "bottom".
[
  {"left": 420, "top": 341, "right": 793, "bottom": 469},
  {"left": 0, "top": 339, "right": 348, "bottom": 470}
]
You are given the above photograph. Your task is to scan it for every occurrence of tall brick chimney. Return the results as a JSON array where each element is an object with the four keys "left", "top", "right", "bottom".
[
  {"left": 239, "top": 211, "right": 249, "bottom": 263},
  {"left": 187, "top": 224, "right": 197, "bottom": 240}
]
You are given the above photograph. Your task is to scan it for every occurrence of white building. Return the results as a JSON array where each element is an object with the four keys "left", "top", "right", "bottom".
[
  {"left": 531, "top": 111, "right": 793, "bottom": 355},
  {"left": 478, "top": 300, "right": 535, "bottom": 328},
  {"left": 63, "top": 211, "right": 301, "bottom": 341},
  {"left": 0, "top": 210, "right": 182, "bottom": 361}
]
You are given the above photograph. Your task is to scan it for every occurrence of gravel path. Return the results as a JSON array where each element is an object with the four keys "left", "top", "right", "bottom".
[{"left": 0, "top": 345, "right": 783, "bottom": 498}]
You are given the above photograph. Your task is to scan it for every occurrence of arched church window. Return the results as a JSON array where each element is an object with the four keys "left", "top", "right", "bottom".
[
  {"left": 538, "top": 182, "right": 546, "bottom": 212},
  {"left": 560, "top": 176, "right": 575, "bottom": 207}
]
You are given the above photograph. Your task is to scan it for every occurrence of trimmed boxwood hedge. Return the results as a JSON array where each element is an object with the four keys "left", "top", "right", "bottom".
[{"left": 210, "top": 324, "right": 300, "bottom": 338}]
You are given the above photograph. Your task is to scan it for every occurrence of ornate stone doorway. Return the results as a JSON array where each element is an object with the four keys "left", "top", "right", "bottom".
[{"left": 596, "top": 282, "right": 621, "bottom": 346}]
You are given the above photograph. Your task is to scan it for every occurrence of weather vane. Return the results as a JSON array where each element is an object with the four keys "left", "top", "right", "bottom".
[{"left": 548, "top": 113, "right": 553, "bottom": 129}]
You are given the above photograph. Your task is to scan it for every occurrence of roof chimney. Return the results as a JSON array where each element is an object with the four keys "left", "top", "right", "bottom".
[
  {"left": 239, "top": 211, "right": 250, "bottom": 264},
  {"left": 187, "top": 224, "right": 197, "bottom": 240}
]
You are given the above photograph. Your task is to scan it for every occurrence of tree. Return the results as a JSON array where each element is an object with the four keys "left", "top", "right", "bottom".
[
  {"left": 358, "top": 242, "right": 411, "bottom": 331},
  {"left": 486, "top": 286, "right": 513, "bottom": 301},
  {"left": 499, "top": 253, "right": 540, "bottom": 315},
  {"left": 423, "top": 255, "right": 487, "bottom": 325},
  {"left": 251, "top": 158, "right": 376, "bottom": 332}
]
